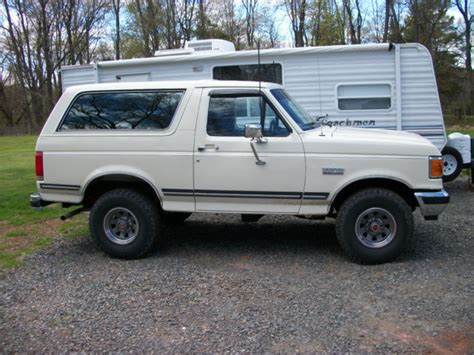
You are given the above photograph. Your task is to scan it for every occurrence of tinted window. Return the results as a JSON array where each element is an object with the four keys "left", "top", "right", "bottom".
[
  {"left": 337, "top": 84, "right": 391, "bottom": 110},
  {"left": 59, "top": 90, "right": 184, "bottom": 130},
  {"left": 213, "top": 64, "right": 282, "bottom": 84},
  {"left": 207, "top": 95, "right": 289, "bottom": 137},
  {"left": 338, "top": 97, "right": 391, "bottom": 110}
]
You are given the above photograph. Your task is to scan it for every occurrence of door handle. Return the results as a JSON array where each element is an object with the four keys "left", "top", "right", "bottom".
[{"left": 197, "top": 144, "right": 219, "bottom": 152}]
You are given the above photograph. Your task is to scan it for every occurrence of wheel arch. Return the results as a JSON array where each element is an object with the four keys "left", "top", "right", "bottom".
[
  {"left": 82, "top": 173, "right": 162, "bottom": 208},
  {"left": 330, "top": 177, "right": 417, "bottom": 213}
]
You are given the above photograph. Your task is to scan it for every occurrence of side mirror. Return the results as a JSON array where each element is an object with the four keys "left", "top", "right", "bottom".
[{"left": 244, "top": 123, "right": 263, "bottom": 139}]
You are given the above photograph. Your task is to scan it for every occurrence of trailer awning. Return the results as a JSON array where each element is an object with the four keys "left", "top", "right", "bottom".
[{"left": 61, "top": 43, "right": 397, "bottom": 70}]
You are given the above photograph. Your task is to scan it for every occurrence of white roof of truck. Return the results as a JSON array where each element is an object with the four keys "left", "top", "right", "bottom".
[{"left": 64, "top": 80, "right": 282, "bottom": 95}]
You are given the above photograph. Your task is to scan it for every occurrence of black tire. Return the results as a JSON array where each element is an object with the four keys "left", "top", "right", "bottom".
[
  {"left": 89, "top": 188, "right": 161, "bottom": 259},
  {"left": 161, "top": 211, "right": 191, "bottom": 225},
  {"left": 335, "top": 188, "right": 414, "bottom": 264},
  {"left": 441, "top": 147, "right": 463, "bottom": 182}
]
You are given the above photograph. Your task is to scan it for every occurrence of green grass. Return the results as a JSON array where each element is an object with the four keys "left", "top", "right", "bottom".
[
  {"left": 0, "top": 135, "right": 86, "bottom": 269},
  {"left": 0, "top": 252, "right": 24, "bottom": 268},
  {"left": 5, "top": 229, "right": 28, "bottom": 237},
  {"left": 0, "top": 135, "right": 73, "bottom": 225},
  {"left": 59, "top": 215, "right": 89, "bottom": 239}
]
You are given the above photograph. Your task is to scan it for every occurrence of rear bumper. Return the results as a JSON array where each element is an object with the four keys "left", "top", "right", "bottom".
[
  {"left": 29, "top": 192, "right": 53, "bottom": 209},
  {"left": 414, "top": 189, "right": 449, "bottom": 220}
]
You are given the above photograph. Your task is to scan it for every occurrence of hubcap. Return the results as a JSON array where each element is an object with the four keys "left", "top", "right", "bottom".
[
  {"left": 442, "top": 154, "right": 457, "bottom": 176},
  {"left": 355, "top": 207, "right": 397, "bottom": 248},
  {"left": 103, "top": 207, "right": 139, "bottom": 245}
]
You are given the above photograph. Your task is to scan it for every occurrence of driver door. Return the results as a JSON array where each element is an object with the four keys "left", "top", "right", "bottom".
[{"left": 193, "top": 88, "right": 305, "bottom": 213}]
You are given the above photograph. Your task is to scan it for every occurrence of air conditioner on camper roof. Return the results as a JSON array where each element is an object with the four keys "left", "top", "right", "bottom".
[
  {"left": 154, "top": 39, "right": 235, "bottom": 57},
  {"left": 185, "top": 39, "right": 235, "bottom": 53}
]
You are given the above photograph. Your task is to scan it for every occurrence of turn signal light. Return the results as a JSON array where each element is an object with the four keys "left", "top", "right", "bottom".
[
  {"left": 35, "top": 151, "right": 44, "bottom": 180},
  {"left": 429, "top": 156, "right": 443, "bottom": 179}
]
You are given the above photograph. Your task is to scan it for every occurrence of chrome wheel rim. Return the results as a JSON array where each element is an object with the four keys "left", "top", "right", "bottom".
[
  {"left": 355, "top": 207, "right": 397, "bottom": 248},
  {"left": 443, "top": 154, "right": 457, "bottom": 176},
  {"left": 103, "top": 207, "right": 139, "bottom": 245}
]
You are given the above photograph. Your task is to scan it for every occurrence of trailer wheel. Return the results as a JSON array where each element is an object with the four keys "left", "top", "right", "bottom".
[{"left": 442, "top": 147, "right": 463, "bottom": 182}]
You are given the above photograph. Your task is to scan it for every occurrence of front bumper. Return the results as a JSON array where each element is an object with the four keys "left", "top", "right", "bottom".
[
  {"left": 29, "top": 192, "right": 53, "bottom": 209},
  {"left": 414, "top": 189, "right": 449, "bottom": 220}
]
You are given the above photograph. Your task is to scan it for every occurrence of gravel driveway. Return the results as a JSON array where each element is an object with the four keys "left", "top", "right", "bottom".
[{"left": 1, "top": 178, "right": 473, "bottom": 352}]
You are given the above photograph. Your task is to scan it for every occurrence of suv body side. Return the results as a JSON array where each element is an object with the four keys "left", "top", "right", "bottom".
[{"left": 35, "top": 80, "right": 444, "bottom": 217}]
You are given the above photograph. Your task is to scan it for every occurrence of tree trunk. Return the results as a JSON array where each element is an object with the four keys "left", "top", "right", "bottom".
[
  {"left": 112, "top": 0, "right": 121, "bottom": 60},
  {"left": 382, "top": 0, "right": 390, "bottom": 42}
]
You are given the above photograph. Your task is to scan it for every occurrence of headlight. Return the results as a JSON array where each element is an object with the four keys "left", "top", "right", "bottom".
[{"left": 429, "top": 156, "right": 443, "bottom": 179}]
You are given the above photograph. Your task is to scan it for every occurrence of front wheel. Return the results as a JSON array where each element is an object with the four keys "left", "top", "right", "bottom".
[
  {"left": 335, "top": 188, "right": 414, "bottom": 264},
  {"left": 442, "top": 147, "right": 463, "bottom": 182},
  {"left": 89, "top": 188, "right": 161, "bottom": 259}
]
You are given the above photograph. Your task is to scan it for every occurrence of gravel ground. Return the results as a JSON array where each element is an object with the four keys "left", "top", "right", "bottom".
[{"left": 1, "top": 178, "right": 473, "bottom": 352}]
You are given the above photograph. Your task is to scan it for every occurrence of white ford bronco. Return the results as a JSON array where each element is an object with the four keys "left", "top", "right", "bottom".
[{"left": 30, "top": 80, "right": 449, "bottom": 264}]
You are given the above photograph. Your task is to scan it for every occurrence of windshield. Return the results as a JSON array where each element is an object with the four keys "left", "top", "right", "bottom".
[{"left": 270, "top": 88, "right": 317, "bottom": 131}]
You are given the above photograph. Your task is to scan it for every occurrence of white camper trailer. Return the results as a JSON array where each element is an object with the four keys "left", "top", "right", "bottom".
[{"left": 60, "top": 39, "right": 472, "bottom": 181}]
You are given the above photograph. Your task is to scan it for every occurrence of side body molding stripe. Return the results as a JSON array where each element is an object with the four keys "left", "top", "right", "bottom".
[
  {"left": 162, "top": 189, "right": 329, "bottom": 200},
  {"left": 40, "top": 183, "right": 81, "bottom": 191}
]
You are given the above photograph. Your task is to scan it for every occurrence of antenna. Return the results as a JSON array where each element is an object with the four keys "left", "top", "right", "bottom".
[
  {"left": 257, "top": 41, "right": 265, "bottom": 127},
  {"left": 258, "top": 41, "right": 261, "bottom": 93}
]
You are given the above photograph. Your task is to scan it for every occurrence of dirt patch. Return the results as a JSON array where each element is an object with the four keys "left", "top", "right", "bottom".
[{"left": 0, "top": 218, "right": 64, "bottom": 254}]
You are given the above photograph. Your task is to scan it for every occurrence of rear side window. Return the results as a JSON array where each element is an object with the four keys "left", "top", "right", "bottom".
[{"left": 59, "top": 90, "right": 185, "bottom": 130}]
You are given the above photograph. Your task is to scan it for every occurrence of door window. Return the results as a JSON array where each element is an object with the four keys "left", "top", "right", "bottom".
[{"left": 207, "top": 95, "right": 289, "bottom": 137}]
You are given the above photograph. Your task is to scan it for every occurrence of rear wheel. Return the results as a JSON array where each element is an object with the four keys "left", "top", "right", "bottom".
[
  {"left": 335, "top": 188, "right": 414, "bottom": 264},
  {"left": 442, "top": 147, "right": 463, "bottom": 182},
  {"left": 89, "top": 188, "right": 161, "bottom": 259}
]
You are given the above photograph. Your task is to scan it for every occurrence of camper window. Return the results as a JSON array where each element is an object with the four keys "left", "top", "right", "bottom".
[
  {"left": 58, "top": 90, "right": 184, "bottom": 130},
  {"left": 337, "top": 84, "right": 391, "bottom": 110},
  {"left": 213, "top": 64, "right": 282, "bottom": 84}
]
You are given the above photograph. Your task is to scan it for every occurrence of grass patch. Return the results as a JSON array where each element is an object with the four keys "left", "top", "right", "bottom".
[
  {"left": 59, "top": 214, "right": 89, "bottom": 239},
  {"left": 0, "top": 135, "right": 88, "bottom": 270},
  {"left": 0, "top": 252, "right": 24, "bottom": 269},
  {"left": 5, "top": 229, "right": 28, "bottom": 237},
  {"left": 0, "top": 216, "right": 88, "bottom": 270},
  {"left": 0, "top": 135, "right": 74, "bottom": 225}
]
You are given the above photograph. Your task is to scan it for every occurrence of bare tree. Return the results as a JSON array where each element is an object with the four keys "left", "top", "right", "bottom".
[
  {"left": 177, "top": 0, "right": 197, "bottom": 44},
  {"left": 242, "top": 0, "right": 258, "bottom": 48},
  {"left": 0, "top": 0, "right": 107, "bottom": 128},
  {"left": 343, "top": 0, "right": 363, "bottom": 44},
  {"left": 455, "top": 0, "right": 473, "bottom": 114},
  {"left": 285, "top": 0, "right": 307, "bottom": 47},
  {"left": 112, "top": 0, "right": 121, "bottom": 60},
  {"left": 382, "top": 0, "right": 390, "bottom": 42},
  {"left": 260, "top": 3, "right": 280, "bottom": 47}
]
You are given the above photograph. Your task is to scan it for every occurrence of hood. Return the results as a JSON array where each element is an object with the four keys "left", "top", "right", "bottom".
[{"left": 302, "top": 126, "right": 440, "bottom": 156}]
